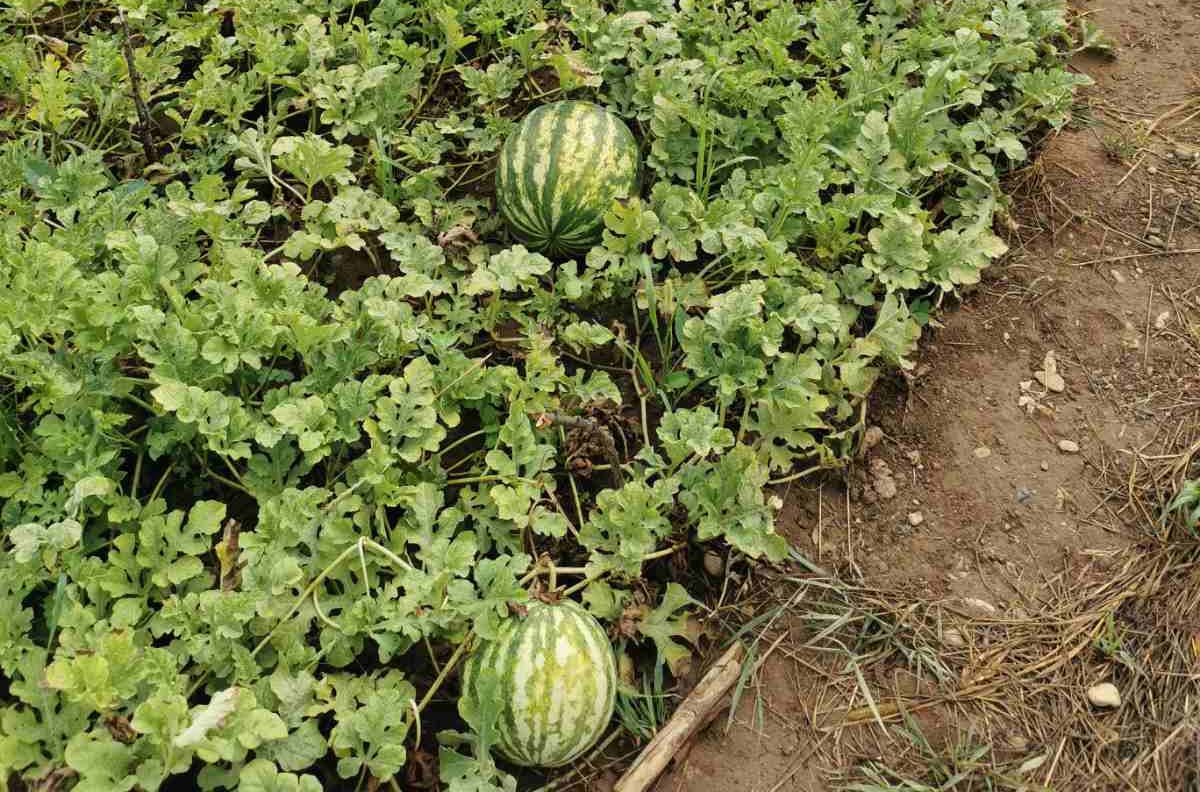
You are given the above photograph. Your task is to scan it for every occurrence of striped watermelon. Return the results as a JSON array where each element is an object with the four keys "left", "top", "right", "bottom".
[
  {"left": 460, "top": 598, "right": 616, "bottom": 767},
  {"left": 496, "top": 100, "right": 640, "bottom": 257}
]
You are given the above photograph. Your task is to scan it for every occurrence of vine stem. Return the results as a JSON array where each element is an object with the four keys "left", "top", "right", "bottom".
[
  {"left": 560, "top": 543, "right": 686, "bottom": 598},
  {"left": 187, "top": 540, "right": 363, "bottom": 697},
  {"left": 406, "top": 634, "right": 474, "bottom": 724},
  {"left": 767, "top": 463, "right": 825, "bottom": 486}
]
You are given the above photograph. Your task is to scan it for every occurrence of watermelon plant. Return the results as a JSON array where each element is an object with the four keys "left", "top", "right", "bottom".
[
  {"left": 0, "top": 0, "right": 1088, "bottom": 789},
  {"left": 497, "top": 100, "right": 640, "bottom": 257}
]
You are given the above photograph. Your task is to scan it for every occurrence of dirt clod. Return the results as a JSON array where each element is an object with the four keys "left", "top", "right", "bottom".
[
  {"left": 1057, "top": 439, "right": 1080, "bottom": 454},
  {"left": 867, "top": 458, "right": 898, "bottom": 501}
]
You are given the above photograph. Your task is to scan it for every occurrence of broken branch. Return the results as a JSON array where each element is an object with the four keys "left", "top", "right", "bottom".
[{"left": 613, "top": 642, "right": 746, "bottom": 792}]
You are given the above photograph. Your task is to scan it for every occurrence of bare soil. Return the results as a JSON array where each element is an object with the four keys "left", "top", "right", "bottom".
[{"left": 640, "top": 1, "right": 1200, "bottom": 790}]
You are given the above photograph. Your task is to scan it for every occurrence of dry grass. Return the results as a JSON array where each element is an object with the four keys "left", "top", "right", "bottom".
[
  {"left": 681, "top": 400, "right": 1200, "bottom": 792},
  {"left": 708, "top": 533, "right": 1200, "bottom": 790}
]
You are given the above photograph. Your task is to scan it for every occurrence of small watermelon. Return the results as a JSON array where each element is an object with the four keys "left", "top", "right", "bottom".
[
  {"left": 460, "top": 598, "right": 616, "bottom": 767},
  {"left": 496, "top": 100, "right": 640, "bottom": 257}
]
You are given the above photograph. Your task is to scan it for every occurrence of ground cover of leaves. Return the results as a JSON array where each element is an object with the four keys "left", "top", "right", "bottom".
[{"left": 0, "top": 0, "right": 1091, "bottom": 789}]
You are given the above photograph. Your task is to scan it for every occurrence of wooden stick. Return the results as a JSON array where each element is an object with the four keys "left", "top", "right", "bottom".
[{"left": 614, "top": 642, "right": 746, "bottom": 792}]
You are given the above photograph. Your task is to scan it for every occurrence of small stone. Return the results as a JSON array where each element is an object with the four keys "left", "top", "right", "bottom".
[
  {"left": 1147, "top": 164, "right": 1158, "bottom": 175},
  {"left": 1110, "top": 268, "right": 1127, "bottom": 284},
  {"left": 1154, "top": 310, "right": 1171, "bottom": 330},
  {"left": 862, "top": 425, "right": 885, "bottom": 452},
  {"left": 1040, "top": 461, "right": 1049, "bottom": 471},
  {"left": 1034, "top": 350, "right": 1065, "bottom": 392},
  {"left": 1016, "top": 487, "right": 1034, "bottom": 505},
  {"left": 959, "top": 597, "right": 997, "bottom": 618},
  {"left": 974, "top": 446, "right": 992, "bottom": 459},
  {"left": 1087, "top": 682, "right": 1122, "bottom": 708},
  {"left": 1035, "top": 370, "right": 1066, "bottom": 392},
  {"left": 1058, "top": 439, "right": 1080, "bottom": 453},
  {"left": 1146, "top": 234, "right": 1165, "bottom": 248},
  {"left": 942, "top": 627, "right": 966, "bottom": 648},
  {"left": 907, "top": 511, "right": 924, "bottom": 527},
  {"left": 703, "top": 551, "right": 724, "bottom": 578},
  {"left": 869, "top": 458, "right": 898, "bottom": 501},
  {"left": 874, "top": 476, "right": 897, "bottom": 501}
]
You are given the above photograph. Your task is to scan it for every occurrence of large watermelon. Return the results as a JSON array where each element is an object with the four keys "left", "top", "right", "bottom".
[
  {"left": 496, "top": 100, "right": 640, "bottom": 257},
  {"left": 460, "top": 598, "right": 617, "bottom": 767}
]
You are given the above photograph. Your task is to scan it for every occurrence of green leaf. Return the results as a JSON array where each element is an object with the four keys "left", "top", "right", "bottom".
[
  {"left": 438, "top": 744, "right": 518, "bottom": 792},
  {"left": 239, "top": 758, "right": 323, "bottom": 792},
  {"left": 559, "top": 321, "right": 615, "bottom": 352},
  {"left": 449, "top": 554, "right": 531, "bottom": 640},
  {"left": 329, "top": 671, "right": 415, "bottom": 781},
  {"left": 602, "top": 198, "right": 660, "bottom": 256},
  {"left": 9, "top": 518, "right": 81, "bottom": 565},
  {"left": 259, "top": 720, "right": 328, "bottom": 772},
  {"left": 579, "top": 478, "right": 679, "bottom": 578},
  {"left": 582, "top": 580, "right": 628, "bottom": 620},
  {"left": 464, "top": 246, "right": 552, "bottom": 295},
  {"left": 271, "top": 134, "right": 356, "bottom": 194},
  {"left": 680, "top": 445, "right": 787, "bottom": 562},
  {"left": 65, "top": 731, "right": 137, "bottom": 792},
  {"left": 862, "top": 211, "right": 931, "bottom": 292},
  {"left": 636, "top": 583, "right": 700, "bottom": 676},
  {"left": 657, "top": 407, "right": 735, "bottom": 465}
]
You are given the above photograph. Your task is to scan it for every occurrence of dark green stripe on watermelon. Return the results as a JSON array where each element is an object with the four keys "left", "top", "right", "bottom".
[{"left": 499, "top": 127, "right": 539, "bottom": 239}]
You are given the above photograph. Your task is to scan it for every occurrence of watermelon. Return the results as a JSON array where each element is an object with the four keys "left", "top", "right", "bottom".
[
  {"left": 460, "top": 598, "right": 617, "bottom": 767},
  {"left": 496, "top": 100, "right": 640, "bottom": 257}
]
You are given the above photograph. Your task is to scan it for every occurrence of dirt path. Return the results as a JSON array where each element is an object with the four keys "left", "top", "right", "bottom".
[{"left": 649, "top": 1, "right": 1200, "bottom": 790}]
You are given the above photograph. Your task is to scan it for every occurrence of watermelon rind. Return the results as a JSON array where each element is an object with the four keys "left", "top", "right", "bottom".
[
  {"left": 460, "top": 598, "right": 617, "bottom": 768},
  {"left": 496, "top": 100, "right": 640, "bottom": 258}
]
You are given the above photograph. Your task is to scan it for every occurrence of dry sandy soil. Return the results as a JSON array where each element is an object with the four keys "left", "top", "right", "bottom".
[{"left": 579, "top": 1, "right": 1200, "bottom": 790}]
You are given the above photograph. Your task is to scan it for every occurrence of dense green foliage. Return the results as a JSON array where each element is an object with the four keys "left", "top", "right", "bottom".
[{"left": 0, "top": 0, "right": 1086, "bottom": 788}]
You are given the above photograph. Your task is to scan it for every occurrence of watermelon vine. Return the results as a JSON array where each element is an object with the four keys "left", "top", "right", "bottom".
[{"left": 0, "top": 0, "right": 1087, "bottom": 789}]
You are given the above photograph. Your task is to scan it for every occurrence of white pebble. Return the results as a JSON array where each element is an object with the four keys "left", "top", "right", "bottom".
[
  {"left": 959, "top": 597, "right": 997, "bottom": 618},
  {"left": 1087, "top": 682, "right": 1121, "bottom": 708}
]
